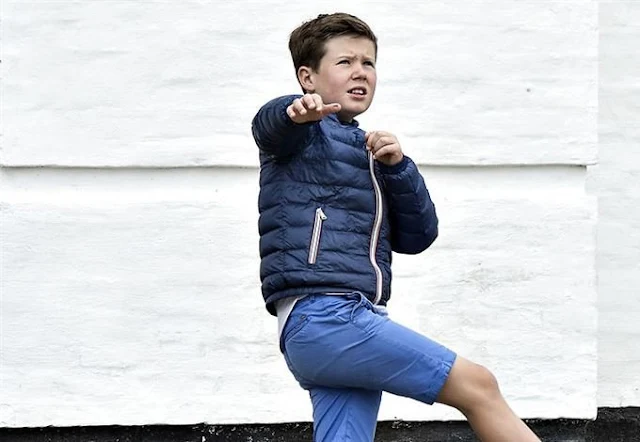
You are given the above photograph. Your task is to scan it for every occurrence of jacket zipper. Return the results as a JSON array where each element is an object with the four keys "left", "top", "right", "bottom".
[
  {"left": 308, "top": 207, "right": 327, "bottom": 264},
  {"left": 368, "top": 152, "right": 384, "bottom": 304}
]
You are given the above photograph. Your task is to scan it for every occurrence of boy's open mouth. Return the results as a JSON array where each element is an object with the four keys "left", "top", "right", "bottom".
[{"left": 347, "top": 87, "right": 367, "bottom": 96}]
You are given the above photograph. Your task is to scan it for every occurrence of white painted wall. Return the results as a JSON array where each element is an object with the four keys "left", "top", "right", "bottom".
[
  {"left": 592, "top": 2, "right": 640, "bottom": 407},
  {"left": 3, "top": 0, "right": 629, "bottom": 428}
]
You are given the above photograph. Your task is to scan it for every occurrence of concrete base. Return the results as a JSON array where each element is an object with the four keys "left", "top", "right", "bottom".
[{"left": 1, "top": 408, "right": 638, "bottom": 442}]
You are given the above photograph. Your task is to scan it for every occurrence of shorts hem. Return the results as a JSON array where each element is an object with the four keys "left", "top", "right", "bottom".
[{"left": 424, "top": 352, "right": 457, "bottom": 404}]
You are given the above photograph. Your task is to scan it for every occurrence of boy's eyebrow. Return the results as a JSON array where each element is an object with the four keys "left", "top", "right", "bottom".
[{"left": 336, "top": 53, "right": 376, "bottom": 62}]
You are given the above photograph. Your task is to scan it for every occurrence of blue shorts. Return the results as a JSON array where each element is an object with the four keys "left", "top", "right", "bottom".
[{"left": 281, "top": 292, "right": 457, "bottom": 442}]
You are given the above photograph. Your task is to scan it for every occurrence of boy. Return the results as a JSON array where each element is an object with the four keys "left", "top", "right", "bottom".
[{"left": 252, "top": 12, "right": 541, "bottom": 442}]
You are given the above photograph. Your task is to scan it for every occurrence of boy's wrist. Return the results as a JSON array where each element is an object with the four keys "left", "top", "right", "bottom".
[{"left": 378, "top": 156, "right": 409, "bottom": 174}]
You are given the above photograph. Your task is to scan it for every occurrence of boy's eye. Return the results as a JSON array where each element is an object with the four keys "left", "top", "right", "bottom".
[
  {"left": 365, "top": 61, "right": 375, "bottom": 67},
  {"left": 338, "top": 60, "right": 350, "bottom": 65}
]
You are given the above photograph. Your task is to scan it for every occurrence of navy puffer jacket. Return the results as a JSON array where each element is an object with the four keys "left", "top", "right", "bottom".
[{"left": 252, "top": 95, "right": 438, "bottom": 315}]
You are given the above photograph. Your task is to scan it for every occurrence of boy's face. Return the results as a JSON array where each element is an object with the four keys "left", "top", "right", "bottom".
[{"left": 301, "top": 36, "right": 377, "bottom": 122}]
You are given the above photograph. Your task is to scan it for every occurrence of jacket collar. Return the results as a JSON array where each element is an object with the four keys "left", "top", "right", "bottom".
[{"left": 326, "top": 113, "right": 360, "bottom": 128}]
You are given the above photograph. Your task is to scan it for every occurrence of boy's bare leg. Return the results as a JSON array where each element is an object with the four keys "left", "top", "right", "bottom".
[{"left": 436, "top": 356, "right": 541, "bottom": 442}]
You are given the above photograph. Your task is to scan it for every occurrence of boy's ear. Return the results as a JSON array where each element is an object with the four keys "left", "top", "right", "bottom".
[{"left": 297, "top": 66, "right": 315, "bottom": 93}]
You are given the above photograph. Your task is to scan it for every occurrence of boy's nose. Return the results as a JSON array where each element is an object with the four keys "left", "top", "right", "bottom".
[{"left": 351, "top": 65, "right": 366, "bottom": 79}]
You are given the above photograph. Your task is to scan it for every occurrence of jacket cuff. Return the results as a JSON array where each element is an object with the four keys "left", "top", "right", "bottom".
[
  {"left": 280, "top": 97, "right": 297, "bottom": 127},
  {"left": 379, "top": 156, "right": 409, "bottom": 175}
]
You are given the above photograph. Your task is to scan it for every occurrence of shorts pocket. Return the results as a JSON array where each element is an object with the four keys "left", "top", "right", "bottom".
[
  {"left": 334, "top": 293, "right": 381, "bottom": 333},
  {"left": 324, "top": 294, "right": 362, "bottom": 324},
  {"left": 350, "top": 303, "right": 383, "bottom": 333},
  {"left": 282, "top": 312, "right": 310, "bottom": 344}
]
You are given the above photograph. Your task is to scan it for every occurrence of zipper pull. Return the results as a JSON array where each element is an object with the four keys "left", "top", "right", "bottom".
[{"left": 308, "top": 207, "right": 327, "bottom": 265}]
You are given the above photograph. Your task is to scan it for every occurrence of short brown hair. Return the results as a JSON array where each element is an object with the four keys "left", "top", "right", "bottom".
[{"left": 289, "top": 13, "right": 378, "bottom": 74}]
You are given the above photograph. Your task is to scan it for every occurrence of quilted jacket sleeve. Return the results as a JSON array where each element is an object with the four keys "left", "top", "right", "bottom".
[
  {"left": 251, "top": 95, "right": 315, "bottom": 157},
  {"left": 380, "top": 156, "right": 439, "bottom": 254}
]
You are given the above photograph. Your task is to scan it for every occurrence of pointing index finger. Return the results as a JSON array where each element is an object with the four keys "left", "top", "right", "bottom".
[{"left": 321, "top": 102, "right": 342, "bottom": 116}]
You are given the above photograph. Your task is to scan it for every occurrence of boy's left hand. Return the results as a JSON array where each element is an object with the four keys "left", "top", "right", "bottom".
[{"left": 365, "top": 131, "right": 404, "bottom": 166}]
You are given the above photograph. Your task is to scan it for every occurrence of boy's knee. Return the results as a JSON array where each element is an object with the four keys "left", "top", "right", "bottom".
[
  {"left": 473, "top": 364, "right": 501, "bottom": 398},
  {"left": 459, "top": 362, "right": 503, "bottom": 415},
  {"left": 438, "top": 357, "right": 503, "bottom": 413}
]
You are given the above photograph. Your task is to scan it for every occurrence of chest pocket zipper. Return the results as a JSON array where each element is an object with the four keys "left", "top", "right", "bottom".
[{"left": 308, "top": 208, "right": 327, "bottom": 265}]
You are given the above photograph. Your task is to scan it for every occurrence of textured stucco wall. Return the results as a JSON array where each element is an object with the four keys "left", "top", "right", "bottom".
[
  {"left": 593, "top": 2, "right": 640, "bottom": 407},
  {"left": 0, "top": 0, "right": 608, "bottom": 428}
]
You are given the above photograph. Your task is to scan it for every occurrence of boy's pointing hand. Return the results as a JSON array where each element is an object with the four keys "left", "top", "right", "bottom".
[
  {"left": 365, "top": 131, "right": 404, "bottom": 166},
  {"left": 287, "top": 93, "right": 341, "bottom": 124}
]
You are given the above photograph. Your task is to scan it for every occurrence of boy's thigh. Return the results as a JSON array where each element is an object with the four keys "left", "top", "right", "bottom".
[
  {"left": 283, "top": 293, "right": 457, "bottom": 405},
  {"left": 309, "top": 387, "right": 381, "bottom": 442}
]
